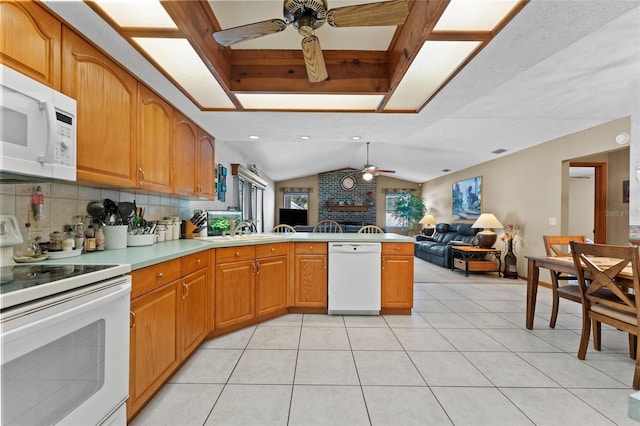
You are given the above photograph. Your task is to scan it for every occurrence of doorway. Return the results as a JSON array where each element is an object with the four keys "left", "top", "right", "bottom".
[{"left": 569, "top": 162, "right": 606, "bottom": 243}]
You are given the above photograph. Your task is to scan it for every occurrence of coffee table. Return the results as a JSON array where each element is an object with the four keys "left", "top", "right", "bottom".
[{"left": 450, "top": 246, "right": 502, "bottom": 277}]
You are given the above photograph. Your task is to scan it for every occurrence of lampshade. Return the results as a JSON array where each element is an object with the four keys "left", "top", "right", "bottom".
[
  {"left": 419, "top": 214, "right": 437, "bottom": 226},
  {"left": 471, "top": 213, "right": 503, "bottom": 229},
  {"left": 472, "top": 213, "right": 503, "bottom": 248}
]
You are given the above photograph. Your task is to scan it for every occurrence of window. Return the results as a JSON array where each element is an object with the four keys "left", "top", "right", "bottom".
[
  {"left": 284, "top": 192, "right": 308, "bottom": 210},
  {"left": 385, "top": 193, "right": 404, "bottom": 228}
]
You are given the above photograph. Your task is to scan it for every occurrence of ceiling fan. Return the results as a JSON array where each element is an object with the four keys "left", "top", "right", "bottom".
[
  {"left": 361, "top": 142, "right": 395, "bottom": 180},
  {"left": 212, "top": 0, "right": 409, "bottom": 83}
]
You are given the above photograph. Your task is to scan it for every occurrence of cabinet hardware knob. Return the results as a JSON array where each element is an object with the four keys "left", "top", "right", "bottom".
[
  {"left": 157, "top": 272, "right": 164, "bottom": 278},
  {"left": 235, "top": 251, "right": 240, "bottom": 257},
  {"left": 196, "top": 259, "right": 201, "bottom": 265},
  {"left": 271, "top": 248, "right": 275, "bottom": 252}
]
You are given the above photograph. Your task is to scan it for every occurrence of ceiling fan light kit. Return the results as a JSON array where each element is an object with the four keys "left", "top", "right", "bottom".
[
  {"left": 360, "top": 142, "right": 396, "bottom": 180},
  {"left": 212, "top": 0, "right": 409, "bottom": 83}
]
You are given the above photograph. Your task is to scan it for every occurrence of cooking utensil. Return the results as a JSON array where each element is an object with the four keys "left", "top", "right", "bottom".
[
  {"left": 118, "top": 202, "right": 135, "bottom": 225},
  {"left": 87, "top": 201, "right": 105, "bottom": 220},
  {"left": 103, "top": 199, "right": 121, "bottom": 225}
]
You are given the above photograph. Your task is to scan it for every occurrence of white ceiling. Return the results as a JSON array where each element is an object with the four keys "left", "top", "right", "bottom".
[{"left": 44, "top": 1, "right": 640, "bottom": 183}]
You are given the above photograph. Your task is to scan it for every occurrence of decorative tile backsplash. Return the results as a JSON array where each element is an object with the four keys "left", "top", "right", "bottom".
[{"left": 0, "top": 182, "right": 190, "bottom": 242}]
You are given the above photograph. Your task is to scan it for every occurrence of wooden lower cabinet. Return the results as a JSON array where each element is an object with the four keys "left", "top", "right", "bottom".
[
  {"left": 128, "top": 252, "right": 211, "bottom": 422},
  {"left": 215, "top": 259, "right": 255, "bottom": 329},
  {"left": 293, "top": 243, "right": 328, "bottom": 308},
  {"left": 180, "top": 268, "right": 208, "bottom": 359},
  {"left": 128, "top": 280, "right": 180, "bottom": 420},
  {"left": 256, "top": 254, "right": 288, "bottom": 317},
  {"left": 381, "top": 243, "right": 414, "bottom": 311}
]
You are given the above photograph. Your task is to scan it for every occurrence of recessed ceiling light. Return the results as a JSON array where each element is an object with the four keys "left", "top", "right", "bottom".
[
  {"left": 492, "top": 148, "right": 507, "bottom": 154},
  {"left": 300, "top": 136, "right": 310, "bottom": 140},
  {"left": 352, "top": 136, "right": 361, "bottom": 140},
  {"left": 248, "top": 135, "right": 259, "bottom": 140}
]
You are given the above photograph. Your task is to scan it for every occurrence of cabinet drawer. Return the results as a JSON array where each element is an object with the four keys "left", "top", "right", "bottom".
[
  {"left": 181, "top": 250, "right": 210, "bottom": 275},
  {"left": 131, "top": 259, "right": 181, "bottom": 299},
  {"left": 256, "top": 242, "right": 289, "bottom": 258},
  {"left": 216, "top": 245, "right": 256, "bottom": 263},
  {"left": 382, "top": 242, "right": 413, "bottom": 255},
  {"left": 294, "top": 242, "right": 328, "bottom": 255}
]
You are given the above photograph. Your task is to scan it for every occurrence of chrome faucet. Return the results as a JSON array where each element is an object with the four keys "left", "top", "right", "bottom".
[{"left": 229, "top": 219, "right": 257, "bottom": 236}]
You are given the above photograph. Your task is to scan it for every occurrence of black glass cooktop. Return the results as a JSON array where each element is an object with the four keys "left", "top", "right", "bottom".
[{"left": 0, "top": 264, "right": 118, "bottom": 295}]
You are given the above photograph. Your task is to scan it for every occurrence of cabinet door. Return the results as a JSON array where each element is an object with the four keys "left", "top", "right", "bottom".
[
  {"left": 173, "top": 111, "right": 198, "bottom": 196},
  {"left": 181, "top": 269, "right": 208, "bottom": 359},
  {"left": 129, "top": 280, "right": 180, "bottom": 420},
  {"left": 62, "top": 28, "right": 137, "bottom": 187},
  {"left": 381, "top": 255, "right": 414, "bottom": 309},
  {"left": 137, "top": 84, "right": 173, "bottom": 193},
  {"left": 198, "top": 129, "right": 216, "bottom": 199},
  {"left": 215, "top": 260, "right": 255, "bottom": 329},
  {"left": 0, "top": 0, "right": 61, "bottom": 89},
  {"left": 256, "top": 255, "right": 288, "bottom": 317},
  {"left": 294, "top": 254, "right": 327, "bottom": 307}
]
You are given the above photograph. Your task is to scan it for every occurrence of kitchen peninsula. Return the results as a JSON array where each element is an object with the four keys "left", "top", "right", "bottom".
[{"left": 45, "top": 232, "right": 414, "bottom": 420}]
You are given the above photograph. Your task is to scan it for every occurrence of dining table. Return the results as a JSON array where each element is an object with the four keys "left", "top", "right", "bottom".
[{"left": 525, "top": 254, "right": 636, "bottom": 329}]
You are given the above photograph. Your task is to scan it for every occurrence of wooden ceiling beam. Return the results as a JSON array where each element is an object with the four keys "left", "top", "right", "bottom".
[
  {"left": 380, "top": 0, "right": 450, "bottom": 111},
  {"left": 229, "top": 50, "right": 389, "bottom": 93}
]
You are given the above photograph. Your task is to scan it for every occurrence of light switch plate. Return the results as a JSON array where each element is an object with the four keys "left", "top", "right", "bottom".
[{"left": 548, "top": 217, "right": 557, "bottom": 226}]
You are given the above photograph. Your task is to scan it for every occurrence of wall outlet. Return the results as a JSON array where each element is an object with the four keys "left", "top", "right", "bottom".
[{"left": 548, "top": 217, "right": 557, "bottom": 226}]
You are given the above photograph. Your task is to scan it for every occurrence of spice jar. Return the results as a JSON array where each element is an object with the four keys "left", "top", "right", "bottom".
[{"left": 49, "top": 231, "right": 63, "bottom": 251}]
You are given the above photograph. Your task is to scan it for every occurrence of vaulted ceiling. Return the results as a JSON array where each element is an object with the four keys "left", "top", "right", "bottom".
[{"left": 44, "top": 1, "right": 640, "bottom": 182}]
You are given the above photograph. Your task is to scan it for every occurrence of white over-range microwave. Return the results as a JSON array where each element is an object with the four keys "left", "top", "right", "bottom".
[{"left": 1, "top": 64, "right": 77, "bottom": 181}]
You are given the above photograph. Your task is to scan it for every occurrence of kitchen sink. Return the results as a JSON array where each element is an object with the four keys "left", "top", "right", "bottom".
[{"left": 195, "top": 234, "right": 286, "bottom": 243}]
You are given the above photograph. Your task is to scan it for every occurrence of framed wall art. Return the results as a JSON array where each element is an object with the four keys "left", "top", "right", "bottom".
[{"left": 452, "top": 176, "right": 482, "bottom": 219}]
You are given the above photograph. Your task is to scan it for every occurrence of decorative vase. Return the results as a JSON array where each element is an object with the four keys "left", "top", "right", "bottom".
[{"left": 503, "top": 239, "right": 518, "bottom": 279}]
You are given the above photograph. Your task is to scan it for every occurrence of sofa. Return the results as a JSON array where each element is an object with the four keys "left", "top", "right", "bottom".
[{"left": 414, "top": 223, "right": 480, "bottom": 268}]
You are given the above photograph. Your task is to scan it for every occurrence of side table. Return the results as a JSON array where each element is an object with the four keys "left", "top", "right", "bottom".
[{"left": 450, "top": 246, "right": 502, "bottom": 277}]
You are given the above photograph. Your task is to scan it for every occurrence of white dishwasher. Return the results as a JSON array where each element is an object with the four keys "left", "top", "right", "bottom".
[{"left": 328, "top": 242, "right": 381, "bottom": 315}]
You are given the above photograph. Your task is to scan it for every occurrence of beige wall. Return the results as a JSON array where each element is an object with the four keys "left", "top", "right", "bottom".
[
  {"left": 421, "top": 116, "right": 632, "bottom": 278},
  {"left": 274, "top": 173, "right": 420, "bottom": 228}
]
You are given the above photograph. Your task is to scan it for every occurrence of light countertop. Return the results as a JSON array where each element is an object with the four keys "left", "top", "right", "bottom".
[{"left": 43, "top": 232, "right": 414, "bottom": 270}]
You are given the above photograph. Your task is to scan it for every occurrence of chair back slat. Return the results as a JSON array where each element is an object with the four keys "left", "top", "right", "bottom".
[
  {"left": 272, "top": 224, "right": 296, "bottom": 233},
  {"left": 313, "top": 220, "right": 343, "bottom": 233},
  {"left": 570, "top": 242, "right": 640, "bottom": 314},
  {"left": 357, "top": 225, "right": 384, "bottom": 234},
  {"left": 543, "top": 235, "right": 586, "bottom": 257}
]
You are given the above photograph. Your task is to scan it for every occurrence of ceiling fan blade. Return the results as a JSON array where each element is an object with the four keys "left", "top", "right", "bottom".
[
  {"left": 375, "top": 169, "right": 396, "bottom": 173},
  {"left": 327, "top": 0, "right": 408, "bottom": 28},
  {"left": 213, "top": 19, "right": 287, "bottom": 46},
  {"left": 301, "top": 35, "right": 328, "bottom": 83}
]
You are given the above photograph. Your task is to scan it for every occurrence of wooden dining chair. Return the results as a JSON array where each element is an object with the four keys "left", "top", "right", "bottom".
[
  {"left": 357, "top": 225, "right": 384, "bottom": 234},
  {"left": 543, "top": 235, "right": 587, "bottom": 328},
  {"left": 570, "top": 241, "right": 640, "bottom": 389},
  {"left": 313, "top": 220, "right": 343, "bottom": 233},
  {"left": 272, "top": 224, "right": 296, "bottom": 233}
]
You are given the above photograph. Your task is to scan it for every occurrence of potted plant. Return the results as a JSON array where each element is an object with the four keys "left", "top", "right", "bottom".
[{"left": 391, "top": 192, "right": 427, "bottom": 235}]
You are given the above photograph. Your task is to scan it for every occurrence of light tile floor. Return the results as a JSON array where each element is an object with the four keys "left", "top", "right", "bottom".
[{"left": 130, "top": 262, "right": 639, "bottom": 426}]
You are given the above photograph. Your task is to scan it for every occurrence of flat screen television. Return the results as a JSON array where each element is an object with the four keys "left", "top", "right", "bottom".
[{"left": 279, "top": 208, "right": 308, "bottom": 226}]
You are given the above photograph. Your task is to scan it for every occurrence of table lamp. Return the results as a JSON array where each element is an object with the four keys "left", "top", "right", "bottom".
[
  {"left": 472, "top": 213, "right": 503, "bottom": 248},
  {"left": 419, "top": 214, "right": 437, "bottom": 236}
]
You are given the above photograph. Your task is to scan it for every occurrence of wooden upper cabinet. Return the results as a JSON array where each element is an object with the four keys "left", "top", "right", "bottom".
[
  {"left": 137, "top": 84, "right": 173, "bottom": 193},
  {"left": 173, "top": 111, "right": 198, "bottom": 196},
  {"left": 198, "top": 129, "right": 216, "bottom": 200},
  {"left": 0, "top": 0, "right": 61, "bottom": 89},
  {"left": 62, "top": 27, "right": 137, "bottom": 187}
]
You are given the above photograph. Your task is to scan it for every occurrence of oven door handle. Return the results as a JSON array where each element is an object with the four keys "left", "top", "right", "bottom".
[{"left": 2, "top": 282, "right": 131, "bottom": 340}]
